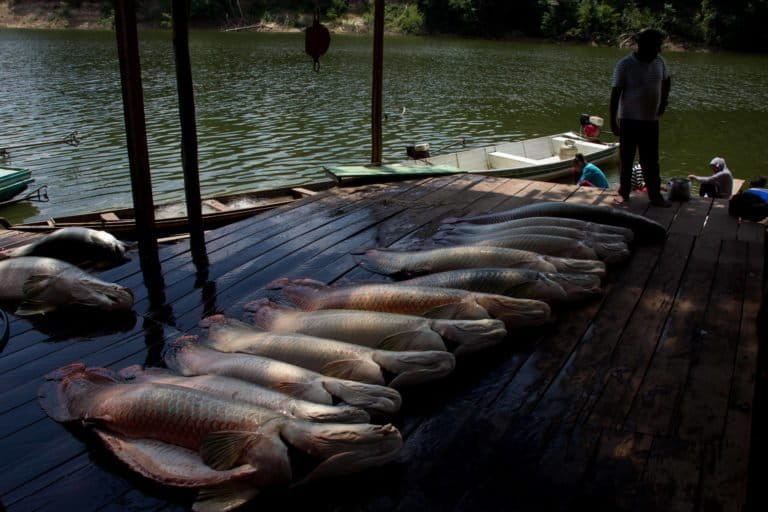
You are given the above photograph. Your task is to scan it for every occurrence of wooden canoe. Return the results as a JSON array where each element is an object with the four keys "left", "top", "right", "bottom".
[{"left": 3, "top": 181, "right": 336, "bottom": 239}]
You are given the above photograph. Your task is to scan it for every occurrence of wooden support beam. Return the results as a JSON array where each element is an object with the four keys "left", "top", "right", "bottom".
[
  {"left": 172, "top": 0, "right": 207, "bottom": 263},
  {"left": 113, "top": 0, "right": 158, "bottom": 264},
  {"left": 371, "top": 0, "right": 384, "bottom": 165}
]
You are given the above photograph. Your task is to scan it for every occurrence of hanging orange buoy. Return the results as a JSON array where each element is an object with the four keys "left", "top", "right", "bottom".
[{"left": 305, "top": 9, "right": 330, "bottom": 72}]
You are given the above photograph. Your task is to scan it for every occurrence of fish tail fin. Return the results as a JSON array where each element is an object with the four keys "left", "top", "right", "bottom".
[
  {"left": 321, "top": 379, "right": 402, "bottom": 414},
  {"left": 321, "top": 358, "right": 385, "bottom": 385},
  {"left": 372, "top": 350, "right": 455, "bottom": 388},
  {"left": 200, "top": 425, "right": 291, "bottom": 483},
  {"left": 272, "top": 381, "right": 333, "bottom": 404},
  {"left": 193, "top": 486, "right": 260, "bottom": 512}
]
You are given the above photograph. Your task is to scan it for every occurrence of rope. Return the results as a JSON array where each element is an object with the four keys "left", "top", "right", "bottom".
[{"left": 0, "top": 130, "right": 81, "bottom": 156}]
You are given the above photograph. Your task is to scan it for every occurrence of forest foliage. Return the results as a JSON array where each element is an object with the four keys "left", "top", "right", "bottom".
[{"left": 13, "top": 0, "right": 768, "bottom": 51}]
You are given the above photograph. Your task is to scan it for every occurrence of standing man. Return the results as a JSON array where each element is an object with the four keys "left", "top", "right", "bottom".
[{"left": 610, "top": 28, "right": 671, "bottom": 207}]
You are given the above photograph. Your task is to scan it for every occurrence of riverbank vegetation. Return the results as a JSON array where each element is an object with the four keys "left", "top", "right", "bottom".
[{"left": 2, "top": 0, "right": 766, "bottom": 52}]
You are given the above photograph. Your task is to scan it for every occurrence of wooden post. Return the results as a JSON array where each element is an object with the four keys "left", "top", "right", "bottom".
[
  {"left": 113, "top": 0, "right": 159, "bottom": 262},
  {"left": 371, "top": 0, "right": 384, "bottom": 165},
  {"left": 171, "top": 0, "right": 206, "bottom": 262}
]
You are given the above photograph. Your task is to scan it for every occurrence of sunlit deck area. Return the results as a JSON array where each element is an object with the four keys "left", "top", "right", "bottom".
[{"left": 0, "top": 174, "right": 764, "bottom": 511}]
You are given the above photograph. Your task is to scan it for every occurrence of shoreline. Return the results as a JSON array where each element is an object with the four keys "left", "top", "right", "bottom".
[{"left": 0, "top": 1, "right": 710, "bottom": 53}]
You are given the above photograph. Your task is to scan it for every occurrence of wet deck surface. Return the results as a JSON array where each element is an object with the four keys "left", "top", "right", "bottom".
[{"left": 0, "top": 175, "right": 764, "bottom": 511}]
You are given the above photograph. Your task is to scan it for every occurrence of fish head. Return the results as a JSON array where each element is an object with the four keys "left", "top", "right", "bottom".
[
  {"left": 88, "top": 229, "right": 131, "bottom": 259},
  {"left": 477, "top": 295, "right": 552, "bottom": 328},
  {"left": 545, "top": 257, "right": 606, "bottom": 280},
  {"left": 162, "top": 335, "right": 204, "bottom": 374},
  {"left": 63, "top": 276, "right": 134, "bottom": 311},
  {"left": 433, "top": 318, "right": 508, "bottom": 353},
  {"left": 545, "top": 272, "right": 603, "bottom": 301},
  {"left": 243, "top": 299, "right": 291, "bottom": 328},
  {"left": 281, "top": 421, "right": 403, "bottom": 485},
  {"left": 593, "top": 241, "right": 631, "bottom": 264},
  {"left": 198, "top": 314, "right": 229, "bottom": 328},
  {"left": 38, "top": 363, "right": 121, "bottom": 422},
  {"left": 507, "top": 275, "right": 568, "bottom": 304}
]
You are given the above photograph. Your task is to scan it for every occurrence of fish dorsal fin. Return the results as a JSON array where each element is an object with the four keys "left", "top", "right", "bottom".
[
  {"left": 378, "top": 331, "right": 423, "bottom": 351},
  {"left": 321, "top": 359, "right": 378, "bottom": 381},
  {"left": 194, "top": 485, "right": 260, "bottom": 512},
  {"left": 21, "top": 274, "right": 53, "bottom": 299},
  {"left": 200, "top": 431, "right": 263, "bottom": 470},
  {"left": 273, "top": 381, "right": 332, "bottom": 404},
  {"left": 15, "top": 300, "right": 56, "bottom": 316},
  {"left": 201, "top": 425, "right": 290, "bottom": 478},
  {"left": 422, "top": 303, "right": 460, "bottom": 319}
]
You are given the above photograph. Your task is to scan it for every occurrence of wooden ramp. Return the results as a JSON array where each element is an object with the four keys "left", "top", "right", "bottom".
[{"left": 0, "top": 175, "right": 764, "bottom": 512}]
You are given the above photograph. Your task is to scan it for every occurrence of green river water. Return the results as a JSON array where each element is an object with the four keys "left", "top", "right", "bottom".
[{"left": 1, "top": 29, "right": 767, "bottom": 223}]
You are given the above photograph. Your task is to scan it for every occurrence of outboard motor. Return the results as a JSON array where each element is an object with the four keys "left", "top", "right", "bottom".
[{"left": 579, "top": 113, "right": 603, "bottom": 139}]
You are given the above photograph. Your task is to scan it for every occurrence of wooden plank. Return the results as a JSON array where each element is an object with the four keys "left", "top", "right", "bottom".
[
  {"left": 737, "top": 220, "right": 765, "bottom": 243},
  {"left": 624, "top": 236, "right": 721, "bottom": 435},
  {"left": 580, "top": 430, "right": 654, "bottom": 510},
  {"left": 585, "top": 234, "right": 695, "bottom": 429},
  {"left": 100, "top": 212, "right": 121, "bottom": 221},
  {"left": 699, "top": 240, "right": 762, "bottom": 511},
  {"left": 701, "top": 198, "right": 739, "bottom": 240},
  {"left": 677, "top": 240, "right": 746, "bottom": 442},
  {"left": 640, "top": 437, "right": 703, "bottom": 512},
  {"left": 454, "top": 422, "right": 602, "bottom": 511}
]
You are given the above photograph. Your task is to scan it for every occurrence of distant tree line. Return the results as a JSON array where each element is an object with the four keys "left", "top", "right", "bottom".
[{"left": 14, "top": 0, "right": 768, "bottom": 51}]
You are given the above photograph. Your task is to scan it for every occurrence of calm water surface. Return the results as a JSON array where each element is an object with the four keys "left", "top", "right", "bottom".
[{"left": 1, "top": 29, "right": 767, "bottom": 223}]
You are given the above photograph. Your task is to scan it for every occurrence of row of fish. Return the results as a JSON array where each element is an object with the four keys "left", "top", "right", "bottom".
[
  {"left": 0, "top": 227, "right": 134, "bottom": 316},
  {"left": 37, "top": 201, "right": 667, "bottom": 510}
]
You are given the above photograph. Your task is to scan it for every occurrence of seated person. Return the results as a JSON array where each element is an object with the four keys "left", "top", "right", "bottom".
[
  {"left": 573, "top": 153, "right": 609, "bottom": 189},
  {"left": 688, "top": 157, "right": 734, "bottom": 198}
]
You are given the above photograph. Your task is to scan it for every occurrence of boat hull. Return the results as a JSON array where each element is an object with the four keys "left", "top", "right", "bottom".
[{"left": 7, "top": 182, "right": 336, "bottom": 239}]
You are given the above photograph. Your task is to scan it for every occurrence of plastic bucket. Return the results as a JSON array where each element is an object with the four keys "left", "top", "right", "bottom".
[{"left": 667, "top": 178, "right": 691, "bottom": 201}]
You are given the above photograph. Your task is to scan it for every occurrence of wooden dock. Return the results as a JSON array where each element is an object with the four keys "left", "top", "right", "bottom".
[{"left": 0, "top": 175, "right": 764, "bottom": 511}]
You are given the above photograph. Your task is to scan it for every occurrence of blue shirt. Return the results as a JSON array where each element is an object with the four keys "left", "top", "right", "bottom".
[{"left": 580, "top": 163, "right": 609, "bottom": 188}]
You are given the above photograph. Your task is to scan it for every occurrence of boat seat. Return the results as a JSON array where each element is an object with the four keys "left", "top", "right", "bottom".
[
  {"left": 488, "top": 151, "right": 540, "bottom": 169},
  {"left": 202, "top": 199, "right": 230, "bottom": 212}
]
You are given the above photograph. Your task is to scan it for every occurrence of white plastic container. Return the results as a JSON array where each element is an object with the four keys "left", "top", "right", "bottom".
[
  {"left": 589, "top": 116, "right": 604, "bottom": 127},
  {"left": 558, "top": 139, "right": 578, "bottom": 160}
]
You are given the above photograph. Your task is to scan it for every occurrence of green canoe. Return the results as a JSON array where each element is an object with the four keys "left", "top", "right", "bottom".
[
  {"left": 0, "top": 167, "right": 34, "bottom": 202},
  {"left": 324, "top": 163, "right": 465, "bottom": 184}
]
